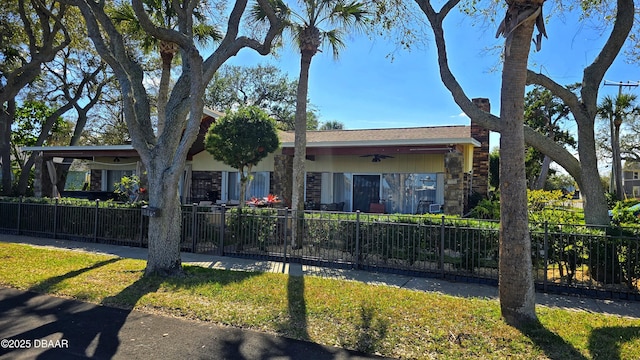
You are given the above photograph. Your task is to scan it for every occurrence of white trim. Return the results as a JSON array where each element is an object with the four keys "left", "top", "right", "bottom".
[
  {"left": 22, "top": 145, "right": 134, "bottom": 152},
  {"left": 203, "top": 107, "right": 223, "bottom": 118},
  {"left": 279, "top": 138, "right": 481, "bottom": 148}
]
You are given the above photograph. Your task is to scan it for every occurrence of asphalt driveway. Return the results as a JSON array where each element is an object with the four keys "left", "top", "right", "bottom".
[{"left": 0, "top": 287, "right": 386, "bottom": 360}]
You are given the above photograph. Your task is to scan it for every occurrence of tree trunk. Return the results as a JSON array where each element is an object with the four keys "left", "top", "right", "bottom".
[
  {"left": 498, "top": 10, "right": 537, "bottom": 325},
  {"left": 0, "top": 100, "right": 15, "bottom": 195},
  {"left": 291, "top": 51, "right": 314, "bottom": 247},
  {"left": 533, "top": 154, "right": 551, "bottom": 190},
  {"left": 239, "top": 164, "right": 252, "bottom": 208},
  {"left": 575, "top": 112, "right": 610, "bottom": 225},
  {"left": 157, "top": 45, "right": 174, "bottom": 137},
  {"left": 613, "top": 120, "right": 623, "bottom": 199},
  {"left": 145, "top": 159, "right": 183, "bottom": 276},
  {"left": 53, "top": 106, "right": 94, "bottom": 196}
]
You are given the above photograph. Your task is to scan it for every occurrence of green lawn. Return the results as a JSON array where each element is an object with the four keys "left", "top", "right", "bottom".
[{"left": 1, "top": 242, "right": 639, "bottom": 359}]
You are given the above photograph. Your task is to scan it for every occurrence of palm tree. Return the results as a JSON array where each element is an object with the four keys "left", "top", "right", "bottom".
[
  {"left": 254, "top": 0, "right": 369, "bottom": 245},
  {"left": 495, "top": 0, "right": 547, "bottom": 325},
  {"left": 109, "top": 0, "right": 221, "bottom": 135},
  {"left": 598, "top": 93, "right": 639, "bottom": 200}
]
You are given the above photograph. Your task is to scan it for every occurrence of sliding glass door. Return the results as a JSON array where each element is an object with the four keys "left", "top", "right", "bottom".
[{"left": 352, "top": 175, "right": 381, "bottom": 212}]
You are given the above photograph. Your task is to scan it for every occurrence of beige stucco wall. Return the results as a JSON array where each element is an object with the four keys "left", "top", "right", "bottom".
[
  {"left": 305, "top": 153, "right": 446, "bottom": 174},
  {"left": 191, "top": 151, "right": 276, "bottom": 172}
]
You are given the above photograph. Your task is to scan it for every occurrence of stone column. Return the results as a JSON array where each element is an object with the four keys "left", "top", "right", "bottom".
[
  {"left": 90, "top": 170, "right": 102, "bottom": 191},
  {"left": 471, "top": 98, "right": 490, "bottom": 198}
]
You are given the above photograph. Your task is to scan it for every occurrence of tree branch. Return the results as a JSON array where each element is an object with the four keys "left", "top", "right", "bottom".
[{"left": 581, "top": 0, "right": 634, "bottom": 117}]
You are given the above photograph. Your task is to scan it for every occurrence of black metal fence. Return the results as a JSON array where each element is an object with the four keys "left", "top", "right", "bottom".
[{"left": 1, "top": 199, "right": 639, "bottom": 301}]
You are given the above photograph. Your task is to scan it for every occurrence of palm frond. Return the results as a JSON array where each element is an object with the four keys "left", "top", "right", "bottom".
[
  {"left": 108, "top": 3, "right": 137, "bottom": 24},
  {"left": 193, "top": 23, "right": 223, "bottom": 45},
  {"left": 251, "top": 0, "right": 290, "bottom": 23},
  {"left": 324, "top": 29, "right": 345, "bottom": 59}
]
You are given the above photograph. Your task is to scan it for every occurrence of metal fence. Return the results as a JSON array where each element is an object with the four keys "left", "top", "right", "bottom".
[{"left": 1, "top": 199, "right": 639, "bottom": 301}]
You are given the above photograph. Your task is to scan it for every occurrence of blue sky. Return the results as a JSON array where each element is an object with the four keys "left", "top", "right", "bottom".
[{"left": 224, "top": 7, "right": 639, "bottom": 151}]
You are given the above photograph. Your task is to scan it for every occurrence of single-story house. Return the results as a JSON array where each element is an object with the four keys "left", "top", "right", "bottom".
[{"left": 25, "top": 99, "right": 492, "bottom": 215}]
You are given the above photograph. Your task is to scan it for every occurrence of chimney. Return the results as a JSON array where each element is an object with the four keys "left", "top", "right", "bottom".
[{"left": 471, "top": 98, "right": 490, "bottom": 198}]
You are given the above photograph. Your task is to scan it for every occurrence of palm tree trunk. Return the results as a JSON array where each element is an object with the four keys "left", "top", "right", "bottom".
[
  {"left": 613, "top": 121, "right": 624, "bottom": 199},
  {"left": 498, "top": 7, "right": 537, "bottom": 325},
  {"left": 291, "top": 51, "right": 313, "bottom": 247}
]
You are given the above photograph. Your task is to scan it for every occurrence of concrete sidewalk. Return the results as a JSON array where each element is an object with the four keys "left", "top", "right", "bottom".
[{"left": 2, "top": 234, "right": 640, "bottom": 319}]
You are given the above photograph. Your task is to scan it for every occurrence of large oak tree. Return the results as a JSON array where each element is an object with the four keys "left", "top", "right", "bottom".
[
  {"left": 410, "top": 0, "right": 634, "bottom": 227},
  {"left": 412, "top": 0, "right": 634, "bottom": 324},
  {"left": 60, "top": 0, "right": 283, "bottom": 276}
]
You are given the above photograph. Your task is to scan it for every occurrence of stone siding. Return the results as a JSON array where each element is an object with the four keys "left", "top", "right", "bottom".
[
  {"left": 306, "top": 172, "right": 322, "bottom": 204},
  {"left": 471, "top": 98, "right": 490, "bottom": 198},
  {"left": 90, "top": 170, "right": 102, "bottom": 191},
  {"left": 190, "top": 171, "right": 221, "bottom": 202}
]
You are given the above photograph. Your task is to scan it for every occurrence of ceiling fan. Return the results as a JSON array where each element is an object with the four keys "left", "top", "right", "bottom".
[{"left": 360, "top": 154, "right": 394, "bottom": 162}]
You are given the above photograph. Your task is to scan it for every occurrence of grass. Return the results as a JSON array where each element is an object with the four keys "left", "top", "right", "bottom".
[{"left": 1, "top": 242, "right": 640, "bottom": 359}]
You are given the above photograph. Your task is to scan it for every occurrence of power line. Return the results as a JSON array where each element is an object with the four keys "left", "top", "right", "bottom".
[{"left": 603, "top": 80, "right": 640, "bottom": 94}]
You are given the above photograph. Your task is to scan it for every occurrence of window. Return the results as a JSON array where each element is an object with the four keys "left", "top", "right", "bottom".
[
  {"left": 381, "top": 173, "right": 443, "bottom": 214},
  {"left": 633, "top": 186, "right": 640, "bottom": 198},
  {"left": 326, "top": 172, "right": 444, "bottom": 214},
  {"left": 103, "top": 170, "right": 134, "bottom": 191},
  {"left": 634, "top": 172, "right": 639, "bottom": 180},
  {"left": 226, "top": 171, "right": 270, "bottom": 201},
  {"left": 333, "top": 173, "right": 353, "bottom": 211}
]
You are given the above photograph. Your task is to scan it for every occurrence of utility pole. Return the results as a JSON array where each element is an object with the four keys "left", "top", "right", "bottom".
[{"left": 603, "top": 80, "right": 639, "bottom": 198}]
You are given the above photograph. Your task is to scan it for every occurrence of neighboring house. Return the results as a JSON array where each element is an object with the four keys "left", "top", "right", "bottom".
[
  {"left": 24, "top": 99, "right": 492, "bottom": 215},
  {"left": 622, "top": 161, "right": 640, "bottom": 199}
]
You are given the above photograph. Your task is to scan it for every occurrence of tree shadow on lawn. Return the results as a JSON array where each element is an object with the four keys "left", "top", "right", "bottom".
[
  {"left": 589, "top": 326, "right": 640, "bottom": 360},
  {"left": 337, "top": 304, "right": 389, "bottom": 354},
  {"left": 0, "top": 258, "right": 136, "bottom": 359},
  {"left": 0, "top": 259, "right": 265, "bottom": 359},
  {"left": 517, "top": 319, "right": 640, "bottom": 360},
  {"left": 516, "top": 319, "right": 589, "bottom": 360},
  {"left": 276, "top": 274, "right": 310, "bottom": 341}
]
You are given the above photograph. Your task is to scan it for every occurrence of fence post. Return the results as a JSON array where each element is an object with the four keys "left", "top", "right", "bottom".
[
  {"left": 282, "top": 208, "right": 289, "bottom": 265},
  {"left": 53, "top": 198, "right": 59, "bottom": 239},
  {"left": 440, "top": 216, "right": 445, "bottom": 277},
  {"left": 17, "top": 196, "right": 22, "bottom": 235},
  {"left": 192, "top": 203, "right": 198, "bottom": 253},
  {"left": 355, "top": 210, "right": 361, "bottom": 270},
  {"left": 219, "top": 205, "right": 226, "bottom": 256},
  {"left": 543, "top": 221, "right": 549, "bottom": 292},
  {"left": 138, "top": 205, "right": 144, "bottom": 247},
  {"left": 94, "top": 200, "right": 100, "bottom": 242}
]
